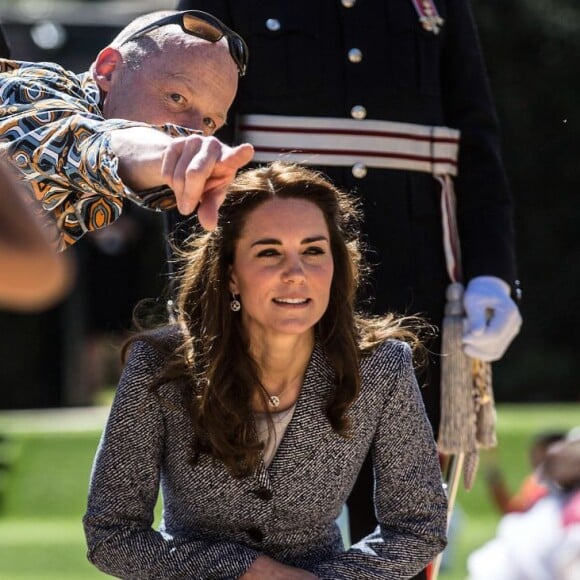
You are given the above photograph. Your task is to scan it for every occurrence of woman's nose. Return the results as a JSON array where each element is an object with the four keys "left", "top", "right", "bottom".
[{"left": 281, "top": 256, "right": 306, "bottom": 283}]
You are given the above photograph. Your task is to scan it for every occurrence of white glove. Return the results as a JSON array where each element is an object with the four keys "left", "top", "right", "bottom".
[{"left": 462, "top": 275, "right": 522, "bottom": 362}]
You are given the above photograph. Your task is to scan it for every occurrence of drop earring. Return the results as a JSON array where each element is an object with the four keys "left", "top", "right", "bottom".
[{"left": 230, "top": 293, "right": 241, "bottom": 312}]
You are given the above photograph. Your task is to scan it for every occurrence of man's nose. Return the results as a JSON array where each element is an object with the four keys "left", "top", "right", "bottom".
[{"left": 185, "top": 111, "right": 208, "bottom": 135}]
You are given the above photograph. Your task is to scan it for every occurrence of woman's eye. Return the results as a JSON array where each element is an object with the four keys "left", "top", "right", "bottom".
[
  {"left": 304, "top": 246, "right": 325, "bottom": 255},
  {"left": 256, "top": 248, "right": 280, "bottom": 257}
]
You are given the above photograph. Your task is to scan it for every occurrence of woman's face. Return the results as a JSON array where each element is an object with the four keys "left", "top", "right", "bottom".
[{"left": 229, "top": 197, "right": 334, "bottom": 345}]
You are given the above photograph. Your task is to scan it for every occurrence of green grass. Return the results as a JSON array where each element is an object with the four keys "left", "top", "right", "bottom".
[
  {"left": 0, "top": 403, "right": 578, "bottom": 579},
  {"left": 0, "top": 518, "right": 104, "bottom": 579},
  {"left": 0, "top": 431, "right": 104, "bottom": 579},
  {"left": 1, "top": 433, "right": 99, "bottom": 519}
]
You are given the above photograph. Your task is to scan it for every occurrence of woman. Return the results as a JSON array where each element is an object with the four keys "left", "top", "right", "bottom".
[{"left": 84, "top": 162, "right": 447, "bottom": 579}]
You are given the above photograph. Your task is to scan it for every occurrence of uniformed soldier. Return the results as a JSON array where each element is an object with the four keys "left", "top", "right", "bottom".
[{"left": 176, "top": 0, "right": 522, "bottom": 560}]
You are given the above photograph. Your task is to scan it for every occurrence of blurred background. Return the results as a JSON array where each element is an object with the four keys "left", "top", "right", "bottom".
[{"left": 0, "top": 0, "right": 578, "bottom": 578}]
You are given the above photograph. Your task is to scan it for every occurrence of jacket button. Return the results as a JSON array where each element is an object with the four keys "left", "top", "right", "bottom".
[
  {"left": 245, "top": 527, "right": 264, "bottom": 542},
  {"left": 252, "top": 487, "right": 273, "bottom": 501},
  {"left": 350, "top": 105, "right": 367, "bottom": 120},
  {"left": 352, "top": 163, "right": 368, "bottom": 179},
  {"left": 348, "top": 48, "right": 363, "bottom": 63},
  {"left": 265, "top": 18, "right": 281, "bottom": 32}
]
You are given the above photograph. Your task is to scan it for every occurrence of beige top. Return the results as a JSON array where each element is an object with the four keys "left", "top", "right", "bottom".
[{"left": 254, "top": 404, "right": 297, "bottom": 467}]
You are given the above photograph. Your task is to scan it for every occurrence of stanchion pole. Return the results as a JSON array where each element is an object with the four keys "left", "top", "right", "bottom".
[{"left": 430, "top": 452, "right": 465, "bottom": 580}]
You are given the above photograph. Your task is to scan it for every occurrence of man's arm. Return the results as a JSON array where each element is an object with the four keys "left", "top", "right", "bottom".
[
  {"left": 3, "top": 116, "right": 252, "bottom": 249},
  {"left": 441, "top": 2, "right": 522, "bottom": 360}
]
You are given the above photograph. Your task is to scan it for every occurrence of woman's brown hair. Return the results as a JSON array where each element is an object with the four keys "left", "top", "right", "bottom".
[{"left": 127, "top": 162, "right": 425, "bottom": 477}]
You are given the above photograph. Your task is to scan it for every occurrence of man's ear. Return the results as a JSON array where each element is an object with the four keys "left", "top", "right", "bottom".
[{"left": 92, "top": 47, "right": 123, "bottom": 91}]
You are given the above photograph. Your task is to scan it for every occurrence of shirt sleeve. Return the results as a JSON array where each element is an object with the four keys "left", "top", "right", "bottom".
[
  {"left": 83, "top": 340, "right": 260, "bottom": 579},
  {"left": 308, "top": 342, "right": 448, "bottom": 579},
  {"left": 0, "top": 60, "right": 194, "bottom": 249},
  {"left": 441, "top": 1, "right": 517, "bottom": 285}
]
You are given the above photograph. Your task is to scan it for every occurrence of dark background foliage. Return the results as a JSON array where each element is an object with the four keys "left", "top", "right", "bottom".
[{"left": 472, "top": 0, "right": 580, "bottom": 402}]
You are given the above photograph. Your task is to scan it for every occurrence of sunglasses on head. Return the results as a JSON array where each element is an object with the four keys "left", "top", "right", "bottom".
[{"left": 121, "top": 10, "right": 248, "bottom": 77}]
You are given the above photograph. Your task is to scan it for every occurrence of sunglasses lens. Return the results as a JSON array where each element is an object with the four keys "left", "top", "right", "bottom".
[
  {"left": 229, "top": 37, "right": 248, "bottom": 73},
  {"left": 182, "top": 13, "right": 223, "bottom": 42}
]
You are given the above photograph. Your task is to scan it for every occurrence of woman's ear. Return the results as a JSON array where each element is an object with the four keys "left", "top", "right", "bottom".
[
  {"left": 228, "top": 266, "right": 239, "bottom": 295},
  {"left": 92, "top": 47, "right": 123, "bottom": 91}
]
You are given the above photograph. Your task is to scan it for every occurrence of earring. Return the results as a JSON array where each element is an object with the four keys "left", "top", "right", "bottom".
[{"left": 230, "top": 293, "right": 241, "bottom": 312}]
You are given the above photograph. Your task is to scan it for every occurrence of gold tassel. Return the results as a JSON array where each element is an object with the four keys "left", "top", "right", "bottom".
[
  {"left": 436, "top": 173, "right": 498, "bottom": 494},
  {"left": 463, "top": 451, "right": 479, "bottom": 490},
  {"left": 473, "top": 359, "right": 497, "bottom": 449},
  {"left": 438, "top": 282, "right": 477, "bottom": 455}
]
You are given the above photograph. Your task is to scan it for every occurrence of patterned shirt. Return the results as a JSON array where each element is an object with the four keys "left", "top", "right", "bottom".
[{"left": 0, "top": 59, "right": 196, "bottom": 250}]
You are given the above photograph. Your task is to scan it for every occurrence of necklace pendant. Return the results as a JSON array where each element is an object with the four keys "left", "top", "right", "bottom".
[{"left": 268, "top": 395, "right": 280, "bottom": 408}]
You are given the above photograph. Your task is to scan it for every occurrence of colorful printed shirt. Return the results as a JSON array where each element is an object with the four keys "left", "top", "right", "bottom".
[{"left": 0, "top": 59, "right": 195, "bottom": 250}]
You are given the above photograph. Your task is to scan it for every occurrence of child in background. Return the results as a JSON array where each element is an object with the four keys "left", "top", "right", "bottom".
[{"left": 484, "top": 430, "right": 566, "bottom": 513}]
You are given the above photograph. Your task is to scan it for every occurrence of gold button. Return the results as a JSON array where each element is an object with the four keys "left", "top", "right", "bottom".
[
  {"left": 350, "top": 105, "right": 367, "bottom": 120},
  {"left": 352, "top": 163, "right": 368, "bottom": 179},
  {"left": 347, "top": 48, "right": 363, "bottom": 63}
]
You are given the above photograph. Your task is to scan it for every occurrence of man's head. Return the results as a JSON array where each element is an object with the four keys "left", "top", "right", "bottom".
[{"left": 91, "top": 11, "right": 244, "bottom": 135}]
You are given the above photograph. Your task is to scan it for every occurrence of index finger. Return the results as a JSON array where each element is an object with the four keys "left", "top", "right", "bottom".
[{"left": 178, "top": 138, "right": 224, "bottom": 214}]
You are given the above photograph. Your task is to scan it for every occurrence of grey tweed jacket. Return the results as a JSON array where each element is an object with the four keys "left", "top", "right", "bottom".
[{"left": 83, "top": 336, "right": 447, "bottom": 579}]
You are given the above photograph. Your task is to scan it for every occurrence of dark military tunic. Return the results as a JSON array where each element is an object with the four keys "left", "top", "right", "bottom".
[{"left": 177, "top": 0, "right": 517, "bottom": 545}]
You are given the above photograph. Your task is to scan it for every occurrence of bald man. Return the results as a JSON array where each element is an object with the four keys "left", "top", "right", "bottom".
[{"left": 0, "top": 10, "right": 254, "bottom": 250}]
